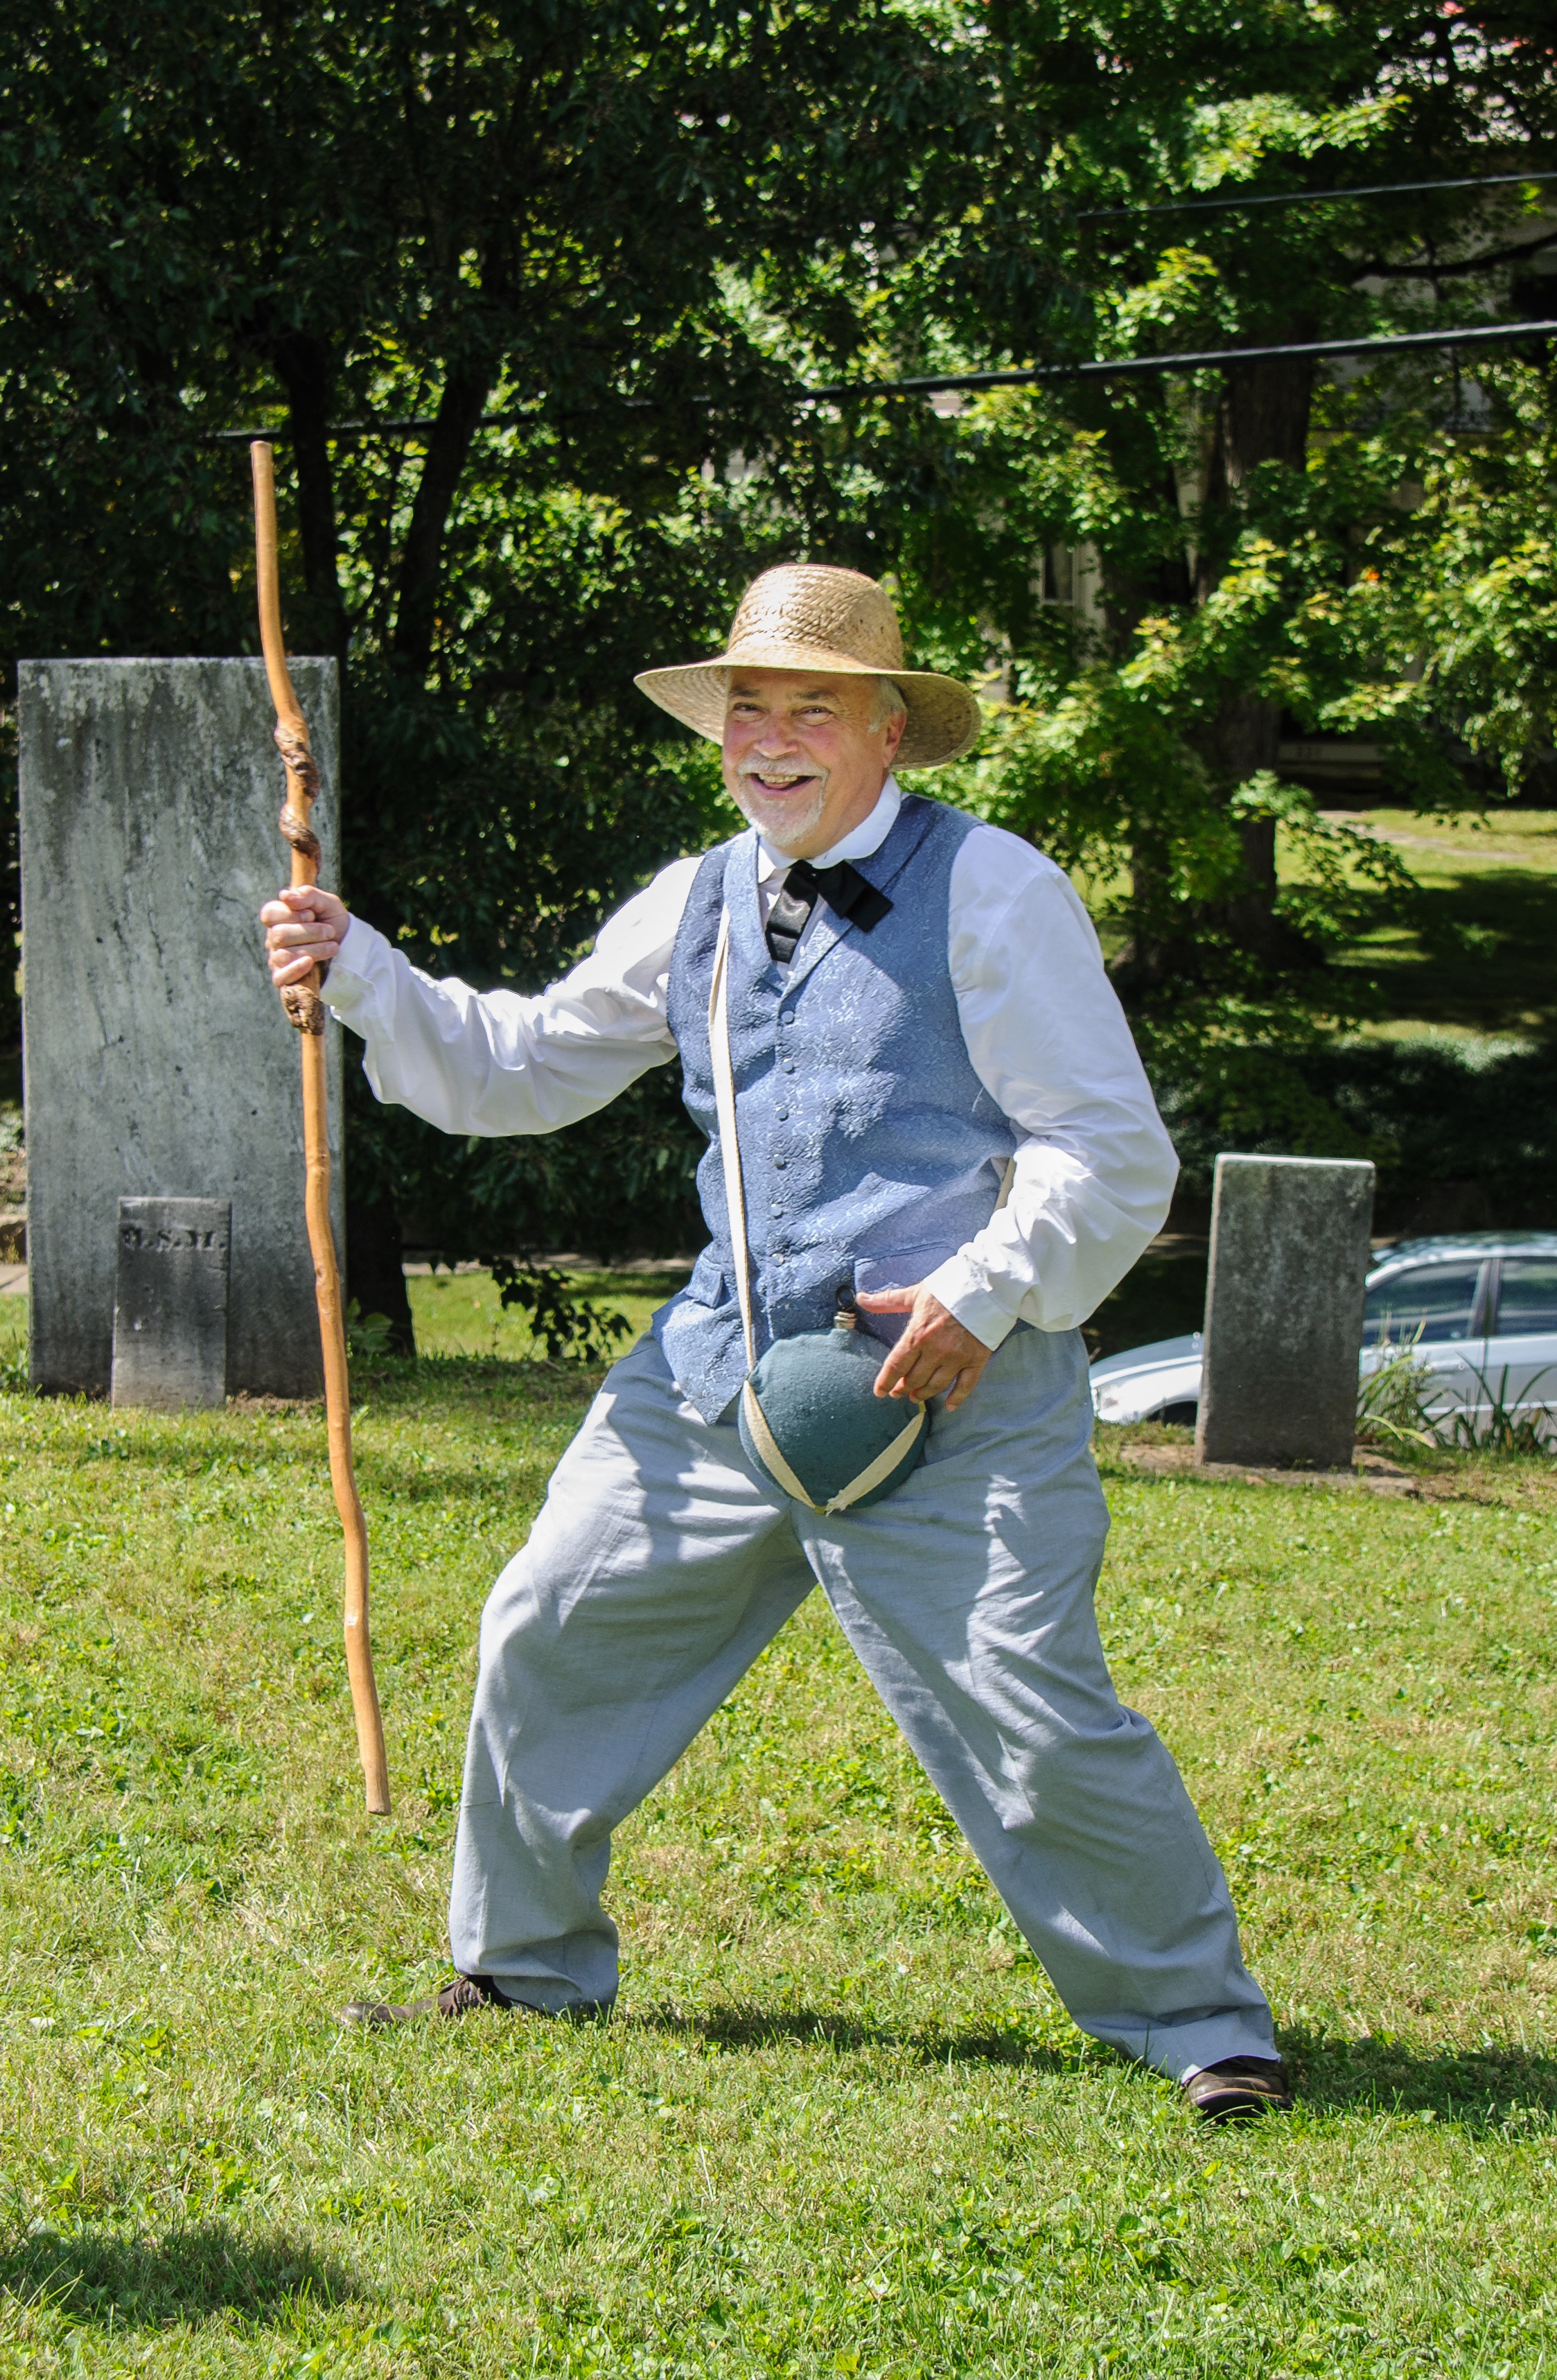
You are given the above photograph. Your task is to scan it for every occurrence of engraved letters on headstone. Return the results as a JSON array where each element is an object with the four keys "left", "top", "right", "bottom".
[{"left": 111, "top": 1198, "right": 231, "bottom": 1412}]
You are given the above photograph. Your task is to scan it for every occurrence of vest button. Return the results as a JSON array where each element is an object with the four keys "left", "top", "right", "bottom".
[
  {"left": 781, "top": 1060, "right": 795, "bottom": 1074},
  {"left": 769, "top": 1198, "right": 782, "bottom": 1214},
  {"left": 780, "top": 1010, "right": 795, "bottom": 1025},
  {"left": 775, "top": 1108, "right": 789, "bottom": 1121},
  {"left": 773, "top": 1156, "right": 786, "bottom": 1169}
]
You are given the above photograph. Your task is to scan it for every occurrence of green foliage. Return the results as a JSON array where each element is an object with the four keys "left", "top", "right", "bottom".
[
  {"left": 4, "top": 0, "right": 1557, "bottom": 1241},
  {"left": 342, "top": 1300, "right": 394, "bottom": 1367},
  {"left": 1356, "top": 1329, "right": 1439, "bottom": 1451},
  {"left": 1441, "top": 1359, "right": 1557, "bottom": 1460},
  {"left": 486, "top": 1257, "right": 633, "bottom": 1365},
  {"left": 1357, "top": 1337, "right": 1557, "bottom": 1461}
]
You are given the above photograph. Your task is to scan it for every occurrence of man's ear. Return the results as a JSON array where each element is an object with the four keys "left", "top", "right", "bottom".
[{"left": 881, "top": 707, "right": 907, "bottom": 767}]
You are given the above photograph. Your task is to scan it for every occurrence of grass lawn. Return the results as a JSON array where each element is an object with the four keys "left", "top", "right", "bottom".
[
  {"left": 1315, "top": 805, "right": 1557, "bottom": 1047},
  {"left": 2, "top": 1274, "right": 1557, "bottom": 2377}
]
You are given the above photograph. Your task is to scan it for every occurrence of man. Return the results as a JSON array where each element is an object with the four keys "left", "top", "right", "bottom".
[{"left": 263, "top": 563, "right": 1290, "bottom": 2120}]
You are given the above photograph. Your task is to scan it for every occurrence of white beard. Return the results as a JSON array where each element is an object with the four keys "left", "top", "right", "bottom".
[{"left": 731, "top": 767, "right": 829, "bottom": 852}]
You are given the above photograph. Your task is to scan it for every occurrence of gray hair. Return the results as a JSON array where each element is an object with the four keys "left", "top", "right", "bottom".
[{"left": 870, "top": 675, "right": 908, "bottom": 728}]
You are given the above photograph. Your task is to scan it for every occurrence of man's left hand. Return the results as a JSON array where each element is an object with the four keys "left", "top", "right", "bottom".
[{"left": 854, "top": 1284, "right": 993, "bottom": 1411}]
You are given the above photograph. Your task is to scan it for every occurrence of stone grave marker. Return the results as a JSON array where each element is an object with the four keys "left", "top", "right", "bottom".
[
  {"left": 111, "top": 1197, "right": 231, "bottom": 1411},
  {"left": 18, "top": 657, "right": 343, "bottom": 1397},
  {"left": 1197, "top": 1153, "right": 1375, "bottom": 1469}
]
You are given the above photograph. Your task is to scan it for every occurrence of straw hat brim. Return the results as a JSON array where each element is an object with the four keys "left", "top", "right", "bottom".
[{"left": 635, "top": 642, "right": 983, "bottom": 769}]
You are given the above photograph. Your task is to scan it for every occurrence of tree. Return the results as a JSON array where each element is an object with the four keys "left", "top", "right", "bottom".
[
  {"left": 3, "top": 0, "right": 1554, "bottom": 1299},
  {"left": 0, "top": 0, "right": 988, "bottom": 1323},
  {"left": 838, "top": 0, "right": 1557, "bottom": 1175}
]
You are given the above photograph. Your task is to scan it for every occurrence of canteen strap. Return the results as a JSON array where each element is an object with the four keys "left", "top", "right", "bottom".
[
  {"left": 740, "top": 1381, "right": 814, "bottom": 1505},
  {"left": 820, "top": 1401, "right": 926, "bottom": 1514},
  {"left": 708, "top": 910, "right": 757, "bottom": 1374}
]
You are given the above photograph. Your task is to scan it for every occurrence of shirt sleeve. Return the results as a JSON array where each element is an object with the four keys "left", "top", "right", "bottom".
[
  {"left": 319, "top": 856, "right": 701, "bottom": 1137},
  {"left": 920, "top": 825, "right": 1179, "bottom": 1347}
]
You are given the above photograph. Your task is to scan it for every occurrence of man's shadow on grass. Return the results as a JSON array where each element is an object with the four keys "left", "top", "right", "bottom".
[
  {"left": 1282, "top": 2028, "right": 1557, "bottom": 2132},
  {"left": 631, "top": 2000, "right": 1089, "bottom": 2072},
  {"left": 633, "top": 2004, "right": 1557, "bottom": 2127},
  {"left": 0, "top": 2221, "right": 358, "bottom": 2331}
]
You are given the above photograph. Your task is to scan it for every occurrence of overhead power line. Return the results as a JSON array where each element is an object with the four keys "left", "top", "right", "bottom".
[
  {"left": 1077, "top": 168, "right": 1557, "bottom": 223},
  {"left": 208, "top": 315, "right": 1556, "bottom": 446},
  {"left": 805, "top": 315, "right": 1557, "bottom": 402},
  {"left": 209, "top": 409, "right": 536, "bottom": 442}
]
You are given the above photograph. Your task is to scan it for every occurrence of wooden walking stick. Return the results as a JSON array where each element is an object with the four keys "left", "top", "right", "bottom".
[{"left": 251, "top": 439, "right": 392, "bottom": 1817}]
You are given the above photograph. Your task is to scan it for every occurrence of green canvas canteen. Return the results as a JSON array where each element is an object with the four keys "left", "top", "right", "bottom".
[{"left": 738, "top": 1304, "right": 929, "bottom": 1514}]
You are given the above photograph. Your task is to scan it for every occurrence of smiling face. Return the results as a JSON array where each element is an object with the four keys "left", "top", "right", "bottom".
[{"left": 720, "top": 670, "right": 906, "bottom": 858}]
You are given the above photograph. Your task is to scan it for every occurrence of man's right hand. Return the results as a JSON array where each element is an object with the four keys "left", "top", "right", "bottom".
[{"left": 262, "top": 885, "right": 350, "bottom": 990}]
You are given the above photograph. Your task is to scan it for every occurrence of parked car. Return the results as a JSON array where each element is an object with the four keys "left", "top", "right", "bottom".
[{"left": 1089, "top": 1232, "right": 1557, "bottom": 1434}]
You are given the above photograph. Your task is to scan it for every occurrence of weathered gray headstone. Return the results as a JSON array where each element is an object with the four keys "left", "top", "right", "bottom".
[
  {"left": 19, "top": 658, "right": 344, "bottom": 1397},
  {"left": 111, "top": 1197, "right": 231, "bottom": 1411},
  {"left": 1197, "top": 1153, "right": 1375, "bottom": 1469}
]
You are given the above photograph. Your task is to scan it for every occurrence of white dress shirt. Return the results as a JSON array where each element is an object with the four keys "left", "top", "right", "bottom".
[{"left": 322, "top": 778, "right": 1178, "bottom": 1348}]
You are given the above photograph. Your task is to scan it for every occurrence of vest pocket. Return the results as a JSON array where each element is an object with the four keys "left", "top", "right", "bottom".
[{"left": 685, "top": 1248, "right": 728, "bottom": 1309}]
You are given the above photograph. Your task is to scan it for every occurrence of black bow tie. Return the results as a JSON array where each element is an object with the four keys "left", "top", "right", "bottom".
[{"left": 764, "top": 859, "right": 892, "bottom": 965}]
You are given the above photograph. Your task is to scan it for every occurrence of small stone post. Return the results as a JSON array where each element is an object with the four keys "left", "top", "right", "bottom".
[
  {"left": 111, "top": 1198, "right": 231, "bottom": 1411},
  {"left": 1196, "top": 1153, "right": 1375, "bottom": 1469}
]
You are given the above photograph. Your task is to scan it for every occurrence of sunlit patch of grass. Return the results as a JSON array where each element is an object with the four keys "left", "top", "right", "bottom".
[
  {"left": 1, "top": 1332, "right": 1557, "bottom": 2372},
  {"left": 404, "top": 1265, "right": 680, "bottom": 1363}
]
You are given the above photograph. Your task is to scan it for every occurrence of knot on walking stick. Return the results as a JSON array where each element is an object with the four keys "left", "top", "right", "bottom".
[
  {"left": 274, "top": 720, "right": 322, "bottom": 799},
  {"left": 278, "top": 799, "right": 322, "bottom": 866},
  {"left": 281, "top": 983, "right": 328, "bottom": 1035}
]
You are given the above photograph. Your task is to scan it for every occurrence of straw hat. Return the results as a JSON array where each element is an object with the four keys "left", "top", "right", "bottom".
[{"left": 634, "top": 563, "right": 983, "bottom": 769}]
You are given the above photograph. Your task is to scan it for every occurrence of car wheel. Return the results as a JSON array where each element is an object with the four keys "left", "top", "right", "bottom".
[{"left": 1157, "top": 1401, "right": 1199, "bottom": 1427}]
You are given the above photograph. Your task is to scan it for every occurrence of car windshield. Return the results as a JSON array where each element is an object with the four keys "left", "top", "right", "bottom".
[
  {"left": 1494, "top": 1257, "right": 1557, "bottom": 1336},
  {"left": 1364, "top": 1261, "right": 1484, "bottom": 1346}
]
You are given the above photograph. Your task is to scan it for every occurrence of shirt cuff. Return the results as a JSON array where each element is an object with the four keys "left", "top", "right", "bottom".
[
  {"left": 322, "top": 913, "right": 389, "bottom": 1026},
  {"left": 920, "top": 1252, "right": 1017, "bottom": 1352}
]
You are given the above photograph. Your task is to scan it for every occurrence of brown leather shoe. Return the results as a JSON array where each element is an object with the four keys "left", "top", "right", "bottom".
[
  {"left": 341, "top": 1972, "right": 513, "bottom": 2028},
  {"left": 1183, "top": 2056, "right": 1292, "bottom": 2121}
]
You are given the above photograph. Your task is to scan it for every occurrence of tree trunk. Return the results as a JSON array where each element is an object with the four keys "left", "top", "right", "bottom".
[
  {"left": 273, "top": 332, "right": 350, "bottom": 660},
  {"left": 346, "top": 1186, "right": 416, "bottom": 1357},
  {"left": 1113, "top": 340, "right": 1320, "bottom": 989},
  {"left": 1194, "top": 339, "right": 1318, "bottom": 968},
  {"left": 392, "top": 367, "right": 495, "bottom": 678}
]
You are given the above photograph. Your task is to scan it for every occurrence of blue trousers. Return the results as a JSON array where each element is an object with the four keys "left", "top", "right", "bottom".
[{"left": 449, "top": 1326, "right": 1275, "bottom": 2079}]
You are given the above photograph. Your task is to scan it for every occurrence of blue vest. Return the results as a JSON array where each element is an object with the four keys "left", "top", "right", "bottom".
[{"left": 655, "top": 792, "right": 1018, "bottom": 1422}]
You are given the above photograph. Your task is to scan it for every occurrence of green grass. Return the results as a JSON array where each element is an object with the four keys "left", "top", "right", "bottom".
[
  {"left": 1312, "top": 807, "right": 1557, "bottom": 1047},
  {"left": 403, "top": 1268, "right": 683, "bottom": 1364},
  {"left": 3, "top": 1293, "right": 1557, "bottom": 2376}
]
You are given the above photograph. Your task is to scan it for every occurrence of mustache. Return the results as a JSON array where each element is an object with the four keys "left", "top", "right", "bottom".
[{"left": 737, "top": 759, "right": 827, "bottom": 787}]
